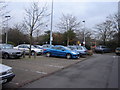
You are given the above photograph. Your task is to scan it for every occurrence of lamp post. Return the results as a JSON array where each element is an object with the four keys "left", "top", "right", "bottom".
[
  {"left": 82, "top": 20, "right": 85, "bottom": 46},
  {"left": 50, "top": 0, "right": 53, "bottom": 47},
  {"left": 5, "top": 15, "right": 10, "bottom": 44}
]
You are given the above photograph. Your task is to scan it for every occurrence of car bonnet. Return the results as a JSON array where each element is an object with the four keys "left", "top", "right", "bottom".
[
  {"left": 0, "top": 64, "right": 12, "bottom": 73},
  {"left": 2, "top": 49, "right": 23, "bottom": 53}
]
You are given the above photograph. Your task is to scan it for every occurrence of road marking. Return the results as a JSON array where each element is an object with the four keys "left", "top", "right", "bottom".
[
  {"left": 36, "top": 71, "right": 47, "bottom": 74},
  {"left": 9, "top": 82, "right": 19, "bottom": 85},
  {"left": 14, "top": 67, "right": 47, "bottom": 75},
  {"left": 47, "top": 65, "right": 64, "bottom": 68},
  {"left": 113, "top": 56, "right": 117, "bottom": 58}
]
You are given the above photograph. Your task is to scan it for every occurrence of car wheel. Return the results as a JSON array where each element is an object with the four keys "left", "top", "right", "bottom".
[
  {"left": 3, "top": 53, "right": 9, "bottom": 59},
  {"left": 66, "top": 54, "right": 71, "bottom": 59},
  {"left": 46, "top": 52, "right": 51, "bottom": 57},
  {"left": 31, "top": 51, "right": 35, "bottom": 56}
]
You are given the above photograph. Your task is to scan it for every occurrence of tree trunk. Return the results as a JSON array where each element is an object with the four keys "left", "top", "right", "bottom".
[
  {"left": 29, "top": 30, "right": 32, "bottom": 58},
  {"left": 67, "top": 37, "right": 69, "bottom": 46}
]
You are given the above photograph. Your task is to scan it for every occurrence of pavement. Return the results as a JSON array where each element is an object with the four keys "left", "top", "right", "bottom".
[
  {"left": 21, "top": 53, "right": 119, "bottom": 88},
  {"left": 2, "top": 55, "right": 89, "bottom": 89}
]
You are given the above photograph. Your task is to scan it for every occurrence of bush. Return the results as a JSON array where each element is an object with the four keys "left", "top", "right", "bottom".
[{"left": 87, "top": 50, "right": 93, "bottom": 56}]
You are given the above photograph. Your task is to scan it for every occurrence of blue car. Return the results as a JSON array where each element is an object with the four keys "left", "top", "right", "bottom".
[{"left": 43, "top": 45, "right": 80, "bottom": 59}]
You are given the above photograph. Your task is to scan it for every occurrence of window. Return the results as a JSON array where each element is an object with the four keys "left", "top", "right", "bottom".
[{"left": 18, "top": 45, "right": 24, "bottom": 48}]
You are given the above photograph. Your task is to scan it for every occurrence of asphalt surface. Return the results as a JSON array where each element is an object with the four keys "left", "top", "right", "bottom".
[
  {"left": 22, "top": 53, "right": 119, "bottom": 88},
  {"left": 2, "top": 56, "right": 85, "bottom": 88}
]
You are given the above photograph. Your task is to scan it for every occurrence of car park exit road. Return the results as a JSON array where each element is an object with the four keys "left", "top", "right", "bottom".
[{"left": 22, "top": 53, "right": 118, "bottom": 88}]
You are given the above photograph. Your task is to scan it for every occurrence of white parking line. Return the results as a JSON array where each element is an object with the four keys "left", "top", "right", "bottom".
[
  {"left": 36, "top": 71, "right": 47, "bottom": 74},
  {"left": 9, "top": 82, "right": 19, "bottom": 85},
  {"left": 14, "top": 67, "right": 47, "bottom": 75},
  {"left": 47, "top": 65, "right": 64, "bottom": 68},
  {"left": 113, "top": 56, "right": 118, "bottom": 58}
]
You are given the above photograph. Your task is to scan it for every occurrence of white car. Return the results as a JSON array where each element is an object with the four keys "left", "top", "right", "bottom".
[
  {"left": 0, "top": 64, "right": 15, "bottom": 84},
  {"left": 14, "top": 44, "right": 43, "bottom": 55}
]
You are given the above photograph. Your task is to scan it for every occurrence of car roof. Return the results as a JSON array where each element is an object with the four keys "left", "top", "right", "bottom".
[{"left": 54, "top": 45, "right": 65, "bottom": 47}]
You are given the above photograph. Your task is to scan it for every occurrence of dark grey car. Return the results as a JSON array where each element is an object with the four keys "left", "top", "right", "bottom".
[
  {"left": 95, "top": 45, "right": 111, "bottom": 53},
  {"left": 0, "top": 44, "right": 23, "bottom": 59}
]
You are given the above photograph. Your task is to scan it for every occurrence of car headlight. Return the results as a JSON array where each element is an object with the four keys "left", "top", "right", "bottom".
[
  {"left": 6, "top": 69, "right": 13, "bottom": 74},
  {"left": 71, "top": 52, "right": 77, "bottom": 54},
  {"left": 10, "top": 52, "right": 16, "bottom": 55}
]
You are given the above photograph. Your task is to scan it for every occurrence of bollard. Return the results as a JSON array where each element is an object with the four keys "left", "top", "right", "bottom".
[
  {"left": 23, "top": 50, "right": 25, "bottom": 58},
  {"left": 34, "top": 52, "right": 37, "bottom": 58}
]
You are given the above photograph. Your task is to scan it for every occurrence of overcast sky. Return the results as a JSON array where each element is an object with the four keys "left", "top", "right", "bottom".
[{"left": 2, "top": 0, "right": 118, "bottom": 32}]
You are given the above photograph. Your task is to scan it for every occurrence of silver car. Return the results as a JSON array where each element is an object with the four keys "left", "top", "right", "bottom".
[
  {"left": 0, "top": 44, "right": 23, "bottom": 59},
  {"left": 0, "top": 64, "right": 15, "bottom": 84},
  {"left": 14, "top": 44, "right": 43, "bottom": 55}
]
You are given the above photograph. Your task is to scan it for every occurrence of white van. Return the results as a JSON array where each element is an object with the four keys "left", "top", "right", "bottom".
[{"left": 0, "top": 64, "right": 15, "bottom": 84}]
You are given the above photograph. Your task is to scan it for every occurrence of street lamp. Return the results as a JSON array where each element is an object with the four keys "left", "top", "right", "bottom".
[
  {"left": 50, "top": 0, "right": 53, "bottom": 46},
  {"left": 5, "top": 15, "right": 10, "bottom": 44},
  {"left": 82, "top": 20, "right": 85, "bottom": 46}
]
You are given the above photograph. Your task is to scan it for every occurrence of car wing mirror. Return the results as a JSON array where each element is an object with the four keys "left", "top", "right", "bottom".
[{"left": 62, "top": 49, "right": 65, "bottom": 51}]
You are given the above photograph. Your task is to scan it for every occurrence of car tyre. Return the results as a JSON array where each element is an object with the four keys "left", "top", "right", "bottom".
[
  {"left": 66, "top": 54, "right": 71, "bottom": 59},
  {"left": 46, "top": 52, "right": 51, "bottom": 57},
  {"left": 31, "top": 51, "right": 35, "bottom": 56},
  {"left": 3, "top": 53, "right": 9, "bottom": 59}
]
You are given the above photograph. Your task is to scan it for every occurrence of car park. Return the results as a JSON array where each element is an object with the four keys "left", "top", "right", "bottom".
[
  {"left": 0, "top": 44, "right": 23, "bottom": 59},
  {"left": 68, "top": 45, "right": 88, "bottom": 57},
  {"left": 0, "top": 64, "right": 15, "bottom": 84},
  {"left": 44, "top": 45, "right": 80, "bottom": 59},
  {"left": 94, "top": 45, "right": 111, "bottom": 53},
  {"left": 115, "top": 47, "right": 120, "bottom": 55},
  {"left": 14, "top": 44, "right": 43, "bottom": 55}
]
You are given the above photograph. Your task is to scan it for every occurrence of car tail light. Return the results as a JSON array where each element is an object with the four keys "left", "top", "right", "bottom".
[{"left": 43, "top": 49, "right": 46, "bottom": 51}]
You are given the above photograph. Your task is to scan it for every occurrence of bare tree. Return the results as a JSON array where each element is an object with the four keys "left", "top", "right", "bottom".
[
  {"left": 95, "top": 20, "right": 117, "bottom": 45},
  {"left": 107, "top": 14, "right": 118, "bottom": 32},
  {"left": 24, "top": 2, "right": 49, "bottom": 58},
  {"left": 57, "top": 14, "right": 81, "bottom": 45}
]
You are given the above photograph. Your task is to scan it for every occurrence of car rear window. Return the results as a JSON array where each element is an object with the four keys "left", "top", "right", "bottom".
[{"left": 116, "top": 48, "right": 120, "bottom": 50}]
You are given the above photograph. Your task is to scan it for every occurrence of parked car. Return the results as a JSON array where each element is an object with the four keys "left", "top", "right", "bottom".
[
  {"left": 33, "top": 45, "right": 43, "bottom": 49},
  {"left": 44, "top": 45, "right": 80, "bottom": 59},
  {"left": 42, "top": 44, "right": 54, "bottom": 49},
  {"left": 14, "top": 44, "right": 43, "bottom": 55},
  {"left": 68, "top": 45, "right": 88, "bottom": 57},
  {"left": 42, "top": 44, "right": 54, "bottom": 53},
  {"left": 115, "top": 47, "right": 120, "bottom": 55},
  {"left": 0, "top": 44, "right": 23, "bottom": 59},
  {"left": 0, "top": 64, "right": 15, "bottom": 84},
  {"left": 95, "top": 45, "right": 111, "bottom": 53}
]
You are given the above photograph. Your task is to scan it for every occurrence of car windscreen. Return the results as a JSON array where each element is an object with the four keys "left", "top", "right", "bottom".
[
  {"left": 0, "top": 44, "right": 13, "bottom": 49},
  {"left": 68, "top": 47, "right": 77, "bottom": 50},
  {"left": 64, "top": 47, "right": 71, "bottom": 51},
  {"left": 116, "top": 48, "right": 120, "bottom": 50},
  {"left": 76, "top": 46, "right": 83, "bottom": 50}
]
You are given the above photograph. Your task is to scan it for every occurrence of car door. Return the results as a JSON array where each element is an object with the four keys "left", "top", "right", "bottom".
[
  {"left": 56, "top": 47, "right": 66, "bottom": 57},
  {"left": 23, "top": 45, "right": 29, "bottom": 54},
  {"left": 18, "top": 45, "right": 29, "bottom": 54},
  {"left": 0, "top": 47, "right": 2, "bottom": 58},
  {"left": 50, "top": 47, "right": 59, "bottom": 56}
]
